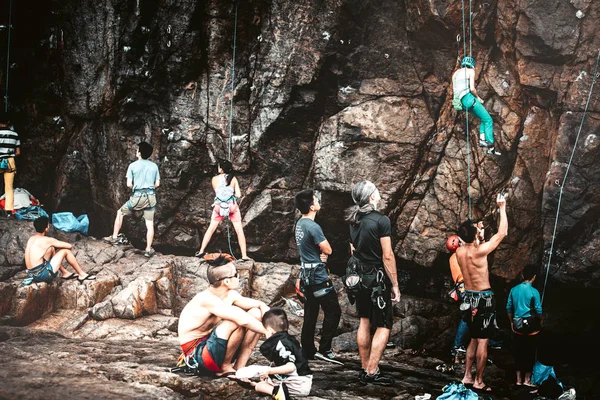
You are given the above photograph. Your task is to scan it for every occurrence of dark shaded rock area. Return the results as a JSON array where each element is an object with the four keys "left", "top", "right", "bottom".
[{"left": 1, "top": 0, "right": 600, "bottom": 397}]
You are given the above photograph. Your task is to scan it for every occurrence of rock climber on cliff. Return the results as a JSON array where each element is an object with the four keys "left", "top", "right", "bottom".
[
  {"left": 195, "top": 160, "right": 250, "bottom": 260},
  {"left": 452, "top": 56, "right": 500, "bottom": 156},
  {"left": 177, "top": 255, "right": 269, "bottom": 377}
]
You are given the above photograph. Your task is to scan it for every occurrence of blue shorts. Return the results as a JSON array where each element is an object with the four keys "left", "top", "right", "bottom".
[
  {"left": 193, "top": 329, "right": 228, "bottom": 373},
  {"left": 31, "top": 260, "right": 58, "bottom": 284}
]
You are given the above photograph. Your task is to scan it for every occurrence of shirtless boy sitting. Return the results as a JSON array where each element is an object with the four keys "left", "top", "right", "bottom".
[
  {"left": 178, "top": 255, "right": 269, "bottom": 376},
  {"left": 24, "top": 216, "right": 96, "bottom": 284}
]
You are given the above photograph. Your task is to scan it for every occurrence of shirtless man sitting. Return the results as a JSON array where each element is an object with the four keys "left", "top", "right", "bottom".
[
  {"left": 24, "top": 216, "right": 96, "bottom": 284},
  {"left": 178, "top": 255, "right": 269, "bottom": 376},
  {"left": 456, "top": 193, "right": 507, "bottom": 393}
]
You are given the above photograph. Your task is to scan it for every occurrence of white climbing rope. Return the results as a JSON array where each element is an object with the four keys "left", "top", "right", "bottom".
[{"left": 541, "top": 50, "right": 600, "bottom": 305}]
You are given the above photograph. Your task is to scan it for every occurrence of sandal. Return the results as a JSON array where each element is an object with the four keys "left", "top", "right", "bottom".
[
  {"left": 61, "top": 273, "right": 79, "bottom": 280},
  {"left": 473, "top": 384, "right": 493, "bottom": 393},
  {"left": 78, "top": 274, "right": 97, "bottom": 283}
]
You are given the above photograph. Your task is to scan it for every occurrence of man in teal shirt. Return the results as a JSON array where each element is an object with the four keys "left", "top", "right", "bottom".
[
  {"left": 103, "top": 142, "right": 160, "bottom": 257},
  {"left": 506, "top": 264, "right": 542, "bottom": 387}
]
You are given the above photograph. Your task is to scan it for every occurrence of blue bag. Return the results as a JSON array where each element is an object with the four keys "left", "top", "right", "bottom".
[
  {"left": 14, "top": 206, "right": 49, "bottom": 221},
  {"left": 436, "top": 382, "right": 478, "bottom": 400},
  {"left": 532, "top": 361, "right": 564, "bottom": 389},
  {"left": 52, "top": 212, "right": 89, "bottom": 235}
]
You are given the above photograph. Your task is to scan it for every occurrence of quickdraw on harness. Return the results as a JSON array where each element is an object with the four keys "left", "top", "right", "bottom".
[
  {"left": 344, "top": 255, "right": 388, "bottom": 311},
  {"left": 460, "top": 290, "right": 496, "bottom": 333}
]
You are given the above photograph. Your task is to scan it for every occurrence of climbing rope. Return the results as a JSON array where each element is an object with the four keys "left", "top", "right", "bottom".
[
  {"left": 228, "top": 1, "right": 238, "bottom": 162},
  {"left": 461, "top": 0, "right": 474, "bottom": 219},
  {"left": 225, "top": 2, "right": 239, "bottom": 259},
  {"left": 4, "top": 0, "right": 13, "bottom": 112},
  {"left": 541, "top": 50, "right": 600, "bottom": 305}
]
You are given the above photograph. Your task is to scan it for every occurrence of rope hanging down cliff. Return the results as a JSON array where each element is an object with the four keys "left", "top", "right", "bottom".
[
  {"left": 461, "top": 0, "right": 473, "bottom": 220},
  {"left": 225, "top": 2, "right": 239, "bottom": 258},
  {"left": 541, "top": 50, "right": 600, "bottom": 306},
  {"left": 3, "top": 0, "right": 14, "bottom": 113}
]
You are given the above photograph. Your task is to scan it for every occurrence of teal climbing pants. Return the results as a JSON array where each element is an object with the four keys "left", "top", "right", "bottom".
[{"left": 461, "top": 92, "right": 494, "bottom": 145}]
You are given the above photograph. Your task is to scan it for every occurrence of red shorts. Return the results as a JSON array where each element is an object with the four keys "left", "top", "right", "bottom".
[{"left": 211, "top": 202, "right": 241, "bottom": 222}]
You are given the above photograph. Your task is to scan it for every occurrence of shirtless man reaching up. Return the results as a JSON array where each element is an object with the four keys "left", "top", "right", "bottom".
[
  {"left": 24, "top": 216, "right": 95, "bottom": 284},
  {"left": 456, "top": 193, "right": 507, "bottom": 393},
  {"left": 178, "top": 255, "right": 269, "bottom": 376}
]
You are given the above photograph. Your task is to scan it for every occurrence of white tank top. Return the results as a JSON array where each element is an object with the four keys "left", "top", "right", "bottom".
[{"left": 452, "top": 68, "right": 470, "bottom": 99}]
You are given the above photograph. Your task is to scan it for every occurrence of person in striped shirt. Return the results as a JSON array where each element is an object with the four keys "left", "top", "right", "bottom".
[{"left": 0, "top": 113, "right": 21, "bottom": 217}]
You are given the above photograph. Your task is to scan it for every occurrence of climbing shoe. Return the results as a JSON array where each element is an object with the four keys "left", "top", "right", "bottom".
[
  {"left": 103, "top": 233, "right": 129, "bottom": 245},
  {"left": 479, "top": 140, "right": 492, "bottom": 148},
  {"left": 272, "top": 382, "right": 290, "bottom": 400},
  {"left": 144, "top": 248, "right": 156, "bottom": 258},
  {"left": 314, "top": 350, "right": 343, "bottom": 365},
  {"left": 486, "top": 147, "right": 501, "bottom": 156},
  {"left": 358, "top": 369, "right": 367, "bottom": 384},
  {"left": 450, "top": 346, "right": 466, "bottom": 356},
  {"left": 364, "top": 368, "right": 394, "bottom": 386}
]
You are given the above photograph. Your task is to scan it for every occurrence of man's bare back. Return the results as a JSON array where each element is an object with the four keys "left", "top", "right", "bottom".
[
  {"left": 456, "top": 245, "right": 491, "bottom": 291},
  {"left": 24, "top": 235, "right": 71, "bottom": 270}
]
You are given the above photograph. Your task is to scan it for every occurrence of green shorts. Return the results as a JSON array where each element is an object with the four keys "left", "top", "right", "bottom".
[{"left": 120, "top": 191, "right": 157, "bottom": 221}]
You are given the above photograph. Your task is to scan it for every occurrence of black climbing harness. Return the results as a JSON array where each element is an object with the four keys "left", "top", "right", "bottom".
[{"left": 344, "top": 255, "right": 388, "bottom": 311}]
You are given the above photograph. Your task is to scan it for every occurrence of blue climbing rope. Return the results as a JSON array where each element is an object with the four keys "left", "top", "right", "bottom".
[
  {"left": 541, "top": 50, "right": 600, "bottom": 305},
  {"left": 4, "top": 0, "right": 13, "bottom": 112}
]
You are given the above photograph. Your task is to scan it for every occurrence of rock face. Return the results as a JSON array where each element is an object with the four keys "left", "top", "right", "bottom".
[
  {"left": 0, "top": 218, "right": 491, "bottom": 399},
  {"left": 3, "top": 0, "right": 600, "bottom": 383}
]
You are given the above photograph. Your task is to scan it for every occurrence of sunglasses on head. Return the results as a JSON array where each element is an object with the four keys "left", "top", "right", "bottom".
[{"left": 216, "top": 271, "right": 239, "bottom": 282}]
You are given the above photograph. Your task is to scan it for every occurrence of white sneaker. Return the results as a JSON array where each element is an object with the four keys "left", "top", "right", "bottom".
[{"left": 314, "top": 350, "right": 343, "bottom": 365}]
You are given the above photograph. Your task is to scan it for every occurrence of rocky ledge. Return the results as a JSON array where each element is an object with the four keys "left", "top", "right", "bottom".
[{"left": 0, "top": 218, "right": 591, "bottom": 399}]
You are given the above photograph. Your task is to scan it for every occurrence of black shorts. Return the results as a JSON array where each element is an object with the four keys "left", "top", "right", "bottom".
[
  {"left": 355, "top": 278, "right": 393, "bottom": 329},
  {"left": 463, "top": 289, "right": 498, "bottom": 339}
]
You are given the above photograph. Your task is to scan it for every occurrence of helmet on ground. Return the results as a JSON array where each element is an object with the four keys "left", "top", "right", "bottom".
[
  {"left": 461, "top": 56, "right": 476, "bottom": 68},
  {"left": 446, "top": 235, "right": 460, "bottom": 253}
]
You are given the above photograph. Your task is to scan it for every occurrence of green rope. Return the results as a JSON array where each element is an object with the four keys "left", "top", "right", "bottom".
[
  {"left": 461, "top": 0, "right": 473, "bottom": 219},
  {"left": 226, "top": 2, "right": 239, "bottom": 259},
  {"left": 4, "top": 0, "right": 13, "bottom": 112},
  {"left": 541, "top": 50, "right": 600, "bottom": 305}
]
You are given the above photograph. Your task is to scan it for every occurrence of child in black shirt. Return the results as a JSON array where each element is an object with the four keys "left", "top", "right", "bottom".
[{"left": 253, "top": 308, "right": 313, "bottom": 399}]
